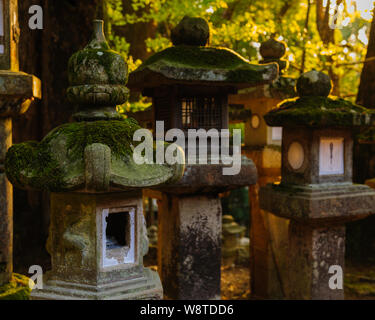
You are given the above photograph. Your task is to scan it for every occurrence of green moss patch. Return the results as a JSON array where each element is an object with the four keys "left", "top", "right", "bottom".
[
  {"left": 264, "top": 96, "right": 375, "bottom": 127},
  {"left": 68, "top": 48, "right": 128, "bottom": 86},
  {"left": 136, "top": 45, "right": 275, "bottom": 83},
  {"left": 5, "top": 118, "right": 141, "bottom": 192},
  {"left": 44, "top": 118, "right": 141, "bottom": 159},
  {"left": 5, "top": 140, "right": 65, "bottom": 191},
  {"left": 0, "top": 274, "right": 31, "bottom": 300}
]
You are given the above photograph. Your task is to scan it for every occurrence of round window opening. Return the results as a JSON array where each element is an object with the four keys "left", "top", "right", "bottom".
[
  {"left": 287, "top": 141, "right": 305, "bottom": 170},
  {"left": 251, "top": 114, "right": 260, "bottom": 129}
]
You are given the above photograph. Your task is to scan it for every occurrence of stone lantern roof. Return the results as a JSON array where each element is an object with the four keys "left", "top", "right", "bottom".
[
  {"left": 128, "top": 16, "right": 278, "bottom": 91},
  {"left": 5, "top": 20, "right": 184, "bottom": 193},
  {"left": 264, "top": 70, "right": 375, "bottom": 128}
]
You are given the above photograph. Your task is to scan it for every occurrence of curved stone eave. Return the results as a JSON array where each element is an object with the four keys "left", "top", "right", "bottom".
[
  {"left": 264, "top": 112, "right": 375, "bottom": 128},
  {"left": 128, "top": 63, "right": 278, "bottom": 92}
]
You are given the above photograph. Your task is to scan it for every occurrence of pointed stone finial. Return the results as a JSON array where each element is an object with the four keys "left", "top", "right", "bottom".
[
  {"left": 171, "top": 16, "right": 210, "bottom": 46},
  {"left": 296, "top": 70, "right": 332, "bottom": 97},
  {"left": 260, "top": 38, "right": 288, "bottom": 72},
  {"left": 67, "top": 20, "right": 129, "bottom": 121}
]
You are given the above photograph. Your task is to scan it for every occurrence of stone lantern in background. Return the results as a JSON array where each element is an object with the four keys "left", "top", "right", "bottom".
[
  {"left": 228, "top": 38, "right": 297, "bottom": 298},
  {"left": 260, "top": 70, "right": 375, "bottom": 299},
  {"left": 5, "top": 20, "right": 184, "bottom": 300},
  {"left": 0, "top": 0, "right": 41, "bottom": 299},
  {"left": 128, "top": 16, "right": 278, "bottom": 300}
]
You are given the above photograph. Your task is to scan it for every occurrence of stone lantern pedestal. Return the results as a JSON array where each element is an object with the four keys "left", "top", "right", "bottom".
[
  {"left": 5, "top": 20, "right": 184, "bottom": 300},
  {"left": 260, "top": 70, "right": 375, "bottom": 299},
  {"left": 31, "top": 192, "right": 162, "bottom": 300},
  {"left": 129, "top": 16, "right": 278, "bottom": 300},
  {"left": 150, "top": 159, "right": 257, "bottom": 300}
]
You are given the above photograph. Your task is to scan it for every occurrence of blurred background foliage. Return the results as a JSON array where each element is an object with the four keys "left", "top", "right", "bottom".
[{"left": 105, "top": 0, "right": 374, "bottom": 114}]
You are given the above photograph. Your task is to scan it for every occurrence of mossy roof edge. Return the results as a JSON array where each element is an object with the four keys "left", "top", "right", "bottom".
[
  {"left": 264, "top": 96, "right": 375, "bottom": 127},
  {"left": 129, "top": 45, "right": 278, "bottom": 88}
]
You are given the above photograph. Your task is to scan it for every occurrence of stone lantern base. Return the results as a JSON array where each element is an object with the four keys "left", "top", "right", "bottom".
[
  {"left": 30, "top": 192, "right": 163, "bottom": 300},
  {"left": 30, "top": 268, "right": 162, "bottom": 300},
  {"left": 260, "top": 183, "right": 375, "bottom": 299}
]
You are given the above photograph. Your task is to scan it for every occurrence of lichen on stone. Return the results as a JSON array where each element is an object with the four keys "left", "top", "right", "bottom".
[{"left": 264, "top": 96, "right": 375, "bottom": 127}]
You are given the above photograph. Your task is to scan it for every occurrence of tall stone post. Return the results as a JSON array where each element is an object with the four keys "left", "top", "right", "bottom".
[
  {"left": 260, "top": 70, "right": 375, "bottom": 299},
  {"left": 0, "top": 0, "right": 41, "bottom": 297},
  {"left": 158, "top": 194, "right": 222, "bottom": 300}
]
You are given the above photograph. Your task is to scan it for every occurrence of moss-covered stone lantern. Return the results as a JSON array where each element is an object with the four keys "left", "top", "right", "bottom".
[
  {"left": 128, "top": 16, "right": 277, "bottom": 133},
  {"left": 260, "top": 70, "right": 375, "bottom": 299},
  {"left": 128, "top": 16, "right": 278, "bottom": 300},
  {"left": 5, "top": 20, "right": 184, "bottom": 300}
]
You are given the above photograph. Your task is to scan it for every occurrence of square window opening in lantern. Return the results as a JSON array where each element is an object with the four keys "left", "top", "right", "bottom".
[
  {"left": 181, "top": 96, "right": 223, "bottom": 130},
  {"left": 105, "top": 211, "right": 130, "bottom": 250},
  {"left": 102, "top": 209, "right": 136, "bottom": 267}
]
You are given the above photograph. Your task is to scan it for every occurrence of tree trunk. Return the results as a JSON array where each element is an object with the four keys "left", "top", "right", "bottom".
[
  {"left": 315, "top": 0, "right": 340, "bottom": 95},
  {"left": 111, "top": 1, "right": 157, "bottom": 61},
  {"left": 357, "top": 8, "right": 375, "bottom": 108}
]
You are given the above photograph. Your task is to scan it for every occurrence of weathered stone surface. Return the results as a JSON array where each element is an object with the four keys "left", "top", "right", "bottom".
[
  {"left": 31, "top": 192, "right": 162, "bottom": 300},
  {"left": 260, "top": 39, "right": 286, "bottom": 60},
  {"left": 296, "top": 70, "right": 332, "bottom": 97},
  {"left": 287, "top": 223, "right": 345, "bottom": 300},
  {"left": 158, "top": 194, "right": 222, "bottom": 300},
  {"left": 67, "top": 20, "right": 128, "bottom": 120},
  {"left": 171, "top": 16, "right": 210, "bottom": 46},
  {"left": 84, "top": 143, "right": 111, "bottom": 192},
  {"left": 155, "top": 156, "right": 257, "bottom": 194},
  {"left": 0, "top": 71, "right": 41, "bottom": 117},
  {"left": 260, "top": 183, "right": 375, "bottom": 223},
  {"left": 259, "top": 38, "right": 288, "bottom": 73}
]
